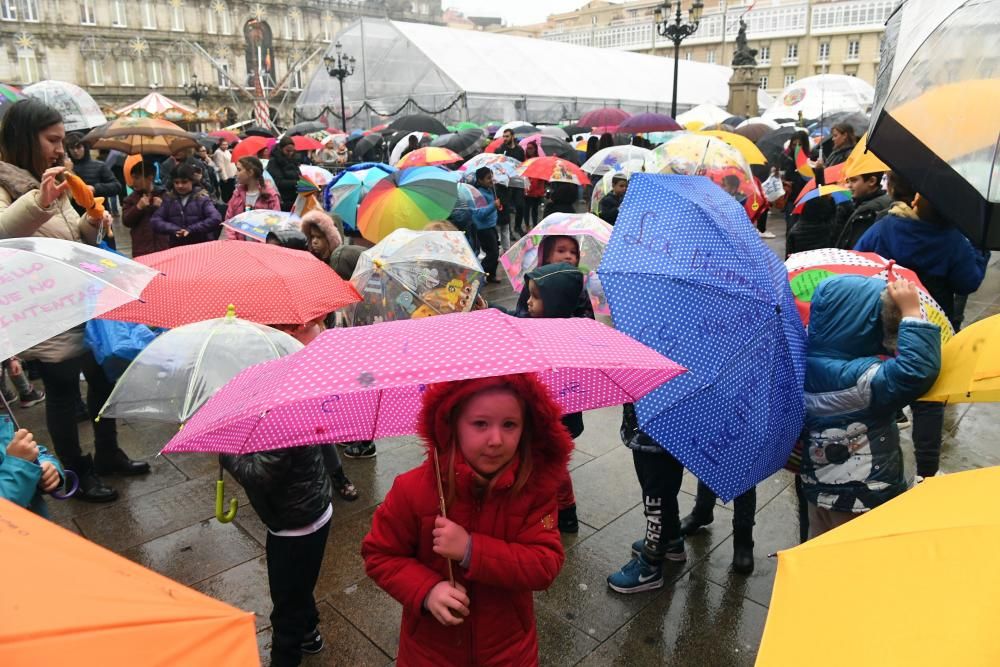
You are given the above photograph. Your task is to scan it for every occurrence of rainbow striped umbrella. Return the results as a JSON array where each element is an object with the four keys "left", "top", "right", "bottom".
[
  {"left": 0, "top": 83, "right": 25, "bottom": 119},
  {"left": 357, "top": 167, "right": 459, "bottom": 243},
  {"left": 395, "top": 146, "right": 463, "bottom": 169},
  {"left": 792, "top": 184, "right": 851, "bottom": 214}
]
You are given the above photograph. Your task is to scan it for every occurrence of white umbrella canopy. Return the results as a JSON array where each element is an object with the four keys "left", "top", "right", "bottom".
[
  {"left": 22, "top": 80, "right": 107, "bottom": 131},
  {"left": 676, "top": 104, "right": 731, "bottom": 128},
  {"left": 762, "top": 74, "right": 875, "bottom": 122}
]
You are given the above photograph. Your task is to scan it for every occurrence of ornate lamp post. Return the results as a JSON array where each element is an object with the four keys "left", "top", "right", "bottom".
[
  {"left": 654, "top": 0, "right": 704, "bottom": 118},
  {"left": 324, "top": 41, "right": 356, "bottom": 132},
  {"left": 184, "top": 73, "right": 210, "bottom": 108}
]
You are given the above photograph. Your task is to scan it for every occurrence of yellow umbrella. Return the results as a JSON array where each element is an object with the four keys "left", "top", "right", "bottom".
[
  {"left": 922, "top": 314, "right": 1000, "bottom": 403},
  {"left": 757, "top": 466, "right": 1000, "bottom": 666},
  {"left": 697, "top": 130, "right": 767, "bottom": 165},
  {"left": 683, "top": 120, "right": 706, "bottom": 131},
  {"left": 842, "top": 133, "right": 889, "bottom": 179}
]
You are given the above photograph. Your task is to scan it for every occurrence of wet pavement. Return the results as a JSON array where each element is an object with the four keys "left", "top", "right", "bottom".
[{"left": 18, "top": 216, "right": 1000, "bottom": 666}]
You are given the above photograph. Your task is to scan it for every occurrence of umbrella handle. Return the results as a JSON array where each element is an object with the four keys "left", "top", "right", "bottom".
[{"left": 216, "top": 478, "right": 238, "bottom": 523}]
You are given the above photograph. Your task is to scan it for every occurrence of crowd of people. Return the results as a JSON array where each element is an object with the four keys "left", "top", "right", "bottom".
[{"left": 0, "top": 93, "right": 991, "bottom": 667}]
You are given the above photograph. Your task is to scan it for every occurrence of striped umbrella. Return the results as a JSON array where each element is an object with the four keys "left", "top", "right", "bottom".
[
  {"left": 357, "top": 167, "right": 459, "bottom": 243},
  {"left": 0, "top": 83, "right": 24, "bottom": 119},
  {"left": 395, "top": 146, "right": 463, "bottom": 169}
]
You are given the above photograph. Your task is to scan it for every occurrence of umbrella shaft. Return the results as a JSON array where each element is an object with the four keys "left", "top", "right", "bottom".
[{"left": 0, "top": 387, "right": 19, "bottom": 430}]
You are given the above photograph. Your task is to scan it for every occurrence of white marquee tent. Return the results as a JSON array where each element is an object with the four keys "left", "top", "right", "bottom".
[{"left": 295, "top": 18, "right": 733, "bottom": 127}]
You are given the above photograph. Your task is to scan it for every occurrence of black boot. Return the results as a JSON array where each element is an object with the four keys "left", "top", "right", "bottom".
[
  {"left": 679, "top": 509, "right": 714, "bottom": 536},
  {"left": 95, "top": 448, "right": 150, "bottom": 476},
  {"left": 732, "top": 527, "right": 755, "bottom": 575},
  {"left": 558, "top": 505, "right": 579, "bottom": 534},
  {"left": 74, "top": 455, "right": 118, "bottom": 503}
]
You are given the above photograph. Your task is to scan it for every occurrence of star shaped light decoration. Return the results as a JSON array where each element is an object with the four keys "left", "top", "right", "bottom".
[
  {"left": 14, "top": 32, "right": 35, "bottom": 49},
  {"left": 251, "top": 4, "right": 265, "bottom": 19},
  {"left": 210, "top": 0, "right": 226, "bottom": 12},
  {"left": 128, "top": 37, "right": 149, "bottom": 56}
]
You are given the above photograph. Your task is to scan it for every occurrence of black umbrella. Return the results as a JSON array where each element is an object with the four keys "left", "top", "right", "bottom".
[
  {"left": 243, "top": 125, "right": 276, "bottom": 138},
  {"left": 286, "top": 120, "right": 326, "bottom": 136},
  {"left": 505, "top": 124, "right": 538, "bottom": 139},
  {"left": 431, "top": 128, "right": 487, "bottom": 159},
  {"left": 352, "top": 133, "right": 385, "bottom": 162},
  {"left": 194, "top": 132, "right": 221, "bottom": 149},
  {"left": 723, "top": 116, "right": 746, "bottom": 127},
  {"left": 534, "top": 136, "right": 580, "bottom": 165},
  {"left": 756, "top": 127, "right": 798, "bottom": 167},
  {"left": 562, "top": 124, "right": 591, "bottom": 136},
  {"left": 813, "top": 111, "right": 870, "bottom": 136},
  {"left": 387, "top": 114, "right": 448, "bottom": 135}
]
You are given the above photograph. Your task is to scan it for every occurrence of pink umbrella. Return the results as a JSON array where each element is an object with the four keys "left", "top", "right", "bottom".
[
  {"left": 579, "top": 107, "right": 630, "bottom": 128},
  {"left": 161, "top": 309, "right": 686, "bottom": 454}
]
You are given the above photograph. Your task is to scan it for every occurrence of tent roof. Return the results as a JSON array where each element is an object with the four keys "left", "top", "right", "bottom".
[
  {"left": 115, "top": 92, "right": 195, "bottom": 117},
  {"left": 390, "top": 20, "right": 731, "bottom": 108}
]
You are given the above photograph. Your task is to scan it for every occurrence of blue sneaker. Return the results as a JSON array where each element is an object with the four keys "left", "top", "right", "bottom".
[
  {"left": 631, "top": 537, "right": 687, "bottom": 562},
  {"left": 607, "top": 554, "right": 664, "bottom": 594}
]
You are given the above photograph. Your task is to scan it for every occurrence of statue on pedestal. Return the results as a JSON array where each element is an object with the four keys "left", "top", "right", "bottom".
[{"left": 732, "top": 19, "right": 758, "bottom": 67}]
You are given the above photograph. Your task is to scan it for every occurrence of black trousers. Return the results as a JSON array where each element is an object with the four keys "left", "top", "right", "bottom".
[
  {"left": 912, "top": 400, "right": 945, "bottom": 478},
  {"left": 692, "top": 480, "right": 756, "bottom": 537},
  {"left": 477, "top": 227, "right": 500, "bottom": 278},
  {"left": 524, "top": 196, "right": 542, "bottom": 229},
  {"left": 632, "top": 448, "right": 684, "bottom": 562},
  {"left": 37, "top": 350, "right": 117, "bottom": 470},
  {"left": 267, "top": 519, "right": 331, "bottom": 667}
]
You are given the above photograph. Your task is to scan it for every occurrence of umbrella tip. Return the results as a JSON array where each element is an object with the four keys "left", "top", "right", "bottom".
[{"left": 226, "top": 303, "right": 236, "bottom": 319}]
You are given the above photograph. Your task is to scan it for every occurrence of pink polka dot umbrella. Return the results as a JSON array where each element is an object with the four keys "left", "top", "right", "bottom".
[{"left": 161, "top": 309, "right": 686, "bottom": 455}]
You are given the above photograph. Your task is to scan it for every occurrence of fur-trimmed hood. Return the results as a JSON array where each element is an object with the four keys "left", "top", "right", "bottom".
[
  {"left": 300, "top": 209, "right": 343, "bottom": 255},
  {"left": 417, "top": 373, "right": 574, "bottom": 499},
  {"left": 0, "top": 161, "right": 40, "bottom": 200}
]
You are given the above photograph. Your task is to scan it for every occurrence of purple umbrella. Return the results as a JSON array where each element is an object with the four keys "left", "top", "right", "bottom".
[{"left": 616, "top": 112, "right": 682, "bottom": 134}]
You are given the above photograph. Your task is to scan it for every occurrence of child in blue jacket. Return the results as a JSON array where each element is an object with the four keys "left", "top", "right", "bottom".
[
  {"left": 0, "top": 416, "right": 64, "bottom": 517},
  {"left": 799, "top": 275, "right": 941, "bottom": 537}
]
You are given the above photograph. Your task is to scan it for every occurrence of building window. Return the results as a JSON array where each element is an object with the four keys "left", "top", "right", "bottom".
[
  {"left": 86, "top": 58, "right": 104, "bottom": 86},
  {"left": 80, "top": 0, "right": 96, "bottom": 25},
  {"left": 1, "top": 0, "right": 16, "bottom": 20},
  {"left": 785, "top": 42, "right": 798, "bottom": 60},
  {"left": 147, "top": 59, "right": 162, "bottom": 86},
  {"left": 217, "top": 62, "right": 230, "bottom": 88},
  {"left": 759, "top": 75, "right": 768, "bottom": 89},
  {"left": 170, "top": 2, "right": 183, "bottom": 31},
  {"left": 141, "top": 1, "right": 156, "bottom": 29},
  {"left": 322, "top": 14, "right": 333, "bottom": 41},
  {"left": 23, "top": 0, "right": 39, "bottom": 22},
  {"left": 205, "top": 8, "right": 215, "bottom": 33},
  {"left": 784, "top": 73, "right": 796, "bottom": 87},
  {"left": 291, "top": 67, "right": 303, "bottom": 91},
  {"left": 219, "top": 7, "right": 231, "bottom": 33},
  {"left": 111, "top": 0, "right": 126, "bottom": 26},
  {"left": 119, "top": 59, "right": 134, "bottom": 86},
  {"left": 176, "top": 60, "right": 190, "bottom": 86},
  {"left": 685, "top": 50, "right": 692, "bottom": 61},
  {"left": 706, "top": 49, "right": 716, "bottom": 64},
  {"left": 16, "top": 46, "right": 38, "bottom": 83},
  {"left": 818, "top": 42, "right": 829, "bottom": 60},
  {"left": 284, "top": 11, "right": 303, "bottom": 40},
  {"left": 847, "top": 40, "right": 860, "bottom": 60},
  {"left": 758, "top": 45, "right": 770, "bottom": 64}
]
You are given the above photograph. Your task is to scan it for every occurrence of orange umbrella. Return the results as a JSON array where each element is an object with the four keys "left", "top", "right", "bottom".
[
  {"left": 395, "top": 146, "right": 463, "bottom": 169},
  {"left": 0, "top": 499, "right": 258, "bottom": 665}
]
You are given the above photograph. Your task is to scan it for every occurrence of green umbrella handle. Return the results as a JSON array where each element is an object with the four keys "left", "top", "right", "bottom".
[{"left": 216, "top": 471, "right": 238, "bottom": 523}]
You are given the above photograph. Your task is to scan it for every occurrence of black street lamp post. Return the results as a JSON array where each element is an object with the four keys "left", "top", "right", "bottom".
[
  {"left": 324, "top": 41, "right": 356, "bottom": 131},
  {"left": 654, "top": 0, "right": 705, "bottom": 118},
  {"left": 184, "top": 73, "right": 210, "bottom": 108}
]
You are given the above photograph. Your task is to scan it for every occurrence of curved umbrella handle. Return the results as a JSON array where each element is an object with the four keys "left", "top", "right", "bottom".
[{"left": 216, "top": 479, "right": 238, "bottom": 523}]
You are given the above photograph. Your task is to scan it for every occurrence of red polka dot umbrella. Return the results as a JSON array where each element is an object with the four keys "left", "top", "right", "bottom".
[{"left": 99, "top": 242, "right": 361, "bottom": 328}]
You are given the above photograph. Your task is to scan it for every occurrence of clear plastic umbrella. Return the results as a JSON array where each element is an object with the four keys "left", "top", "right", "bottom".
[
  {"left": 98, "top": 305, "right": 303, "bottom": 423},
  {"left": 581, "top": 146, "right": 654, "bottom": 177}
]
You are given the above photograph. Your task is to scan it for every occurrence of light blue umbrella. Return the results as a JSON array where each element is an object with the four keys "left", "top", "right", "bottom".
[
  {"left": 322, "top": 162, "right": 396, "bottom": 233},
  {"left": 598, "top": 174, "right": 807, "bottom": 501}
]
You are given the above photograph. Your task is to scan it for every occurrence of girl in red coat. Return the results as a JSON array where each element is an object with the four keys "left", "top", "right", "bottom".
[{"left": 362, "top": 373, "right": 573, "bottom": 666}]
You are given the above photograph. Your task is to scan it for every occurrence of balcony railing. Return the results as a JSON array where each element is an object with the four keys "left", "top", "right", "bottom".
[{"left": 782, "top": 56, "right": 799, "bottom": 65}]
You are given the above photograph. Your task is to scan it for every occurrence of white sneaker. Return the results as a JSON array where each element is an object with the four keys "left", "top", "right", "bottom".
[{"left": 759, "top": 230, "right": 776, "bottom": 239}]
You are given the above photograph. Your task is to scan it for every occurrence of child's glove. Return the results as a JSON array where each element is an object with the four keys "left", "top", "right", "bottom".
[{"left": 424, "top": 581, "right": 470, "bottom": 626}]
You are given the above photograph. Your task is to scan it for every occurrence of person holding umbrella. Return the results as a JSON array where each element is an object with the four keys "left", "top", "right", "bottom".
[
  {"left": 0, "top": 98, "right": 146, "bottom": 503},
  {"left": 222, "top": 156, "right": 281, "bottom": 240},
  {"left": 495, "top": 129, "right": 525, "bottom": 248},
  {"left": 472, "top": 167, "right": 502, "bottom": 283},
  {"left": 213, "top": 139, "right": 237, "bottom": 202}
]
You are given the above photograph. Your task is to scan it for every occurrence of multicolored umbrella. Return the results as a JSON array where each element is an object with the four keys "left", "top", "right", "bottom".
[
  {"left": 81, "top": 117, "right": 198, "bottom": 156},
  {"left": 100, "top": 242, "right": 361, "bottom": 329},
  {"left": 356, "top": 166, "right": 460, "bottom": 243},
  {"left": 581, "top": 146, "right": 653, "bottom": 177},
  {"left": 395, "top": 146, "right": 463, "bottom": 169},
  {"left": 299, "top": 164, "right": 334, "bottom": 187},
  {"left": 792, "top": 184, "right": 852, "bottom": 213},
  {"left": 459, "top": 153, "right": 522, "bottom": 186},
  {"left": 22, "top": 80, "right": 106, "bottom": 131},
  {"left": 0, "top": 238, "right": 158, "bottom": 362},
  {"left": 500, "top": 212, "right": 612, "bottom": 316},
  {"left": 517, "top": 157, "right": 590, "bottom": 186},
  {"left": 160, "top": 309, "right": 687, "bottom": 454},
  {"left": 453, "top": 182, "right": 488, "bottom": 210},
  {"left": 221, "top": 210, "right": 301, "bottom": 243},
  {"left": 785, "top": 248, "right": 955, "bottom": 345},
  {"left": 349, "top": 229, "right": 484, "bottom": 325},
  {"left": 387, "top": 131, "right": 432, "bottom": 166},
  {"left": 0, "top": 83, "right": 25, "bottom": 119},
  {"left": 113, "top": 92, "right": 194, "bottom": 118},
  {"left": 323, "top": 162, "right": 395, "bottom": 233}
]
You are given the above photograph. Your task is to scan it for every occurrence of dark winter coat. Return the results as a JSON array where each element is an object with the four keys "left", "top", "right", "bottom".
[
  {"left": 70, "top": 152, "right": 122, "bottom": 200},
  {"left": 823, "top": 141, "right": 855, "bottom": 168},
  {"left": 544, "top": 182, "right": 578, "bottom": 217},
  {"left": 220, "top": 446, "right": 333, "bottom": 532},
  {"left": 151, "top": 185, "right": 222, "bottom": 246},
  {"left": 598, "top": 191, "right": 622, "bottom": 225},
  {"left": 785, "top": 197, "right": 837, "bottom": 258},
  {"left": 854, "top": 202, "right": 989, "bottom": 322},
  {"left": 497, "top": 141, "right": 525, "bottom": 162},
  {"left": 122, "top": 187, "right": 170, "bottom": 257},
  {"left": 362, "top": 374, "right": 572, "bottom": 667},
  {"left": 798, "top": 275, "right": 940, "bottom": 513},
  {"left": 267, "top": 152, "right": 302, "bottom": 211},
  {"left": 833, "top": 189, "right": 891, "bottom": 249}
]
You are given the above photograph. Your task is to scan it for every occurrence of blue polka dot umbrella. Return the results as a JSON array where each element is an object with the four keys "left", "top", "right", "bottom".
[{"left": 598, "top": 174, "right": 807, "bottom": 501}]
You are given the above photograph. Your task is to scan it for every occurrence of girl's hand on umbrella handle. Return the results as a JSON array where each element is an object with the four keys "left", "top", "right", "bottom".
[
  {"left": 887, "top": 279, "right": 921, "bottom": 318},
  {"left": 38, "top": 167, "right": 68, "bottom": 208},
  {"left": 432, "top": 515, "right": 470, "bottom": 561},
  {"left": 37, "top": 461, "right": 61, "bottom": 493},
  {"left": 6, "top": 429, "right": 38, "bottom": 462},
  {"left": 425, "top": 580, "right": 470, "bottom": 626}
]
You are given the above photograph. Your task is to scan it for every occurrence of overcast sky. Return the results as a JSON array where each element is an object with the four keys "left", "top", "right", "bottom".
[{"left": 443, "top": 1, "right": 620, "bottom": 26}]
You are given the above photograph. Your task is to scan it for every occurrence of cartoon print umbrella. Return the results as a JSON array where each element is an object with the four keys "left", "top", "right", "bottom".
[
  {"left": 517, "top": 157, "right": 590, "bottom": 186},
  {"left": 299, "top": 164, "right": 334, "bottom": 187},
  {"left": 581, "top": 146, "right": 653, "bottom": 177},
  {"left": 99, "top": 242, "right": 361, "bottom": 329},
  {"left": 500, "top": 212, "right": 613, "bottom": 316},
  {"left": 322, "top": 162, "right": 395, "bottom": 233},
  {"left": 785, "top": 248, "right": 954, "bottom": 346},
  {"left": 395, "top": 146, "right": 463, "bottom": 169},
  {"left": 356, "top": 167, "right": 460, "bottom": 243},
  {"left": 598, "top": 174, "right": 808, "bottom": 501},
  {"left": 220, "top": 210, "right": 301, "bottom": 243},
  {"left": 453, "top": 182, "right": 488, "bottom": 210},
  {"left": 160, "top": 309, "right": 687, "bottom": 454},
  {"left": 791, "top": 184, "right": 852, "bottom": 213},
  {"left": 459, "top": 153, "right": 522, "bottom": 186},
  {"left": 348, "top": 229, "right": 485, "bottom": 326}
]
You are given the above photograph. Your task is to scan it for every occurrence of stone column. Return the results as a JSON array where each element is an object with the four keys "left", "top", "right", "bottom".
[{"left": 727, "top": 66, "right": 759, "bottom": 118}]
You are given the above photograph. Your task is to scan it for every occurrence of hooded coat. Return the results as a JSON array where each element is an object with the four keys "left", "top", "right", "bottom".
[
  {"left": 833, "top": 188, "right": 892, "bottom": 249},
  {"left": 122, "top": 186, "right": 170, "bottom": 257},
  {"left": 799, "top": 275, "right": 940, "bottom": 513},
  {"left": 151, "top": 184, "right": 221, "bottom": 247},
  {"left": 69, "top": 150, "right": 121, "bottom": 200},
  {"left": 266, "top": 149, "right": 301, "bottom": 211},
  {"left": 299, "top": 209, "right": 343, "bottom": 261},
  {"left": 362, "top": 374, "right": 573, "bottom": 667}
]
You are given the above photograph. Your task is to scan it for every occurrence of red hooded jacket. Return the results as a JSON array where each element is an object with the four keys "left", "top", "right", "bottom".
[{"left": 362, "top": 374, "right": 574, "bottom": 667}]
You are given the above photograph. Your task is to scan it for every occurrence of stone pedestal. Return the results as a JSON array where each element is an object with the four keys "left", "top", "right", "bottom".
[{"left": 728, "top": 66, "right": 759, "bottom": 119}]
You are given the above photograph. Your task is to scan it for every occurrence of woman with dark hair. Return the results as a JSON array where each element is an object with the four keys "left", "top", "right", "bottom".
[
  {"left": 223, "top": 156, "right": 281, "bottom": 240},
  {"left": 0, "top": 99, "right": 147, "bottom": 503},
  {"left": 267, "top": 136, "right": 302, "bottom": 211},
  {"left": 817, "top": 122, "right": 857, "bottom": 168},
  {"left": 585, "top": 136, "right": 599, "bottom": 161},
  {"left": 598, "top": 132, "right": 615, "bottom": 150}
]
